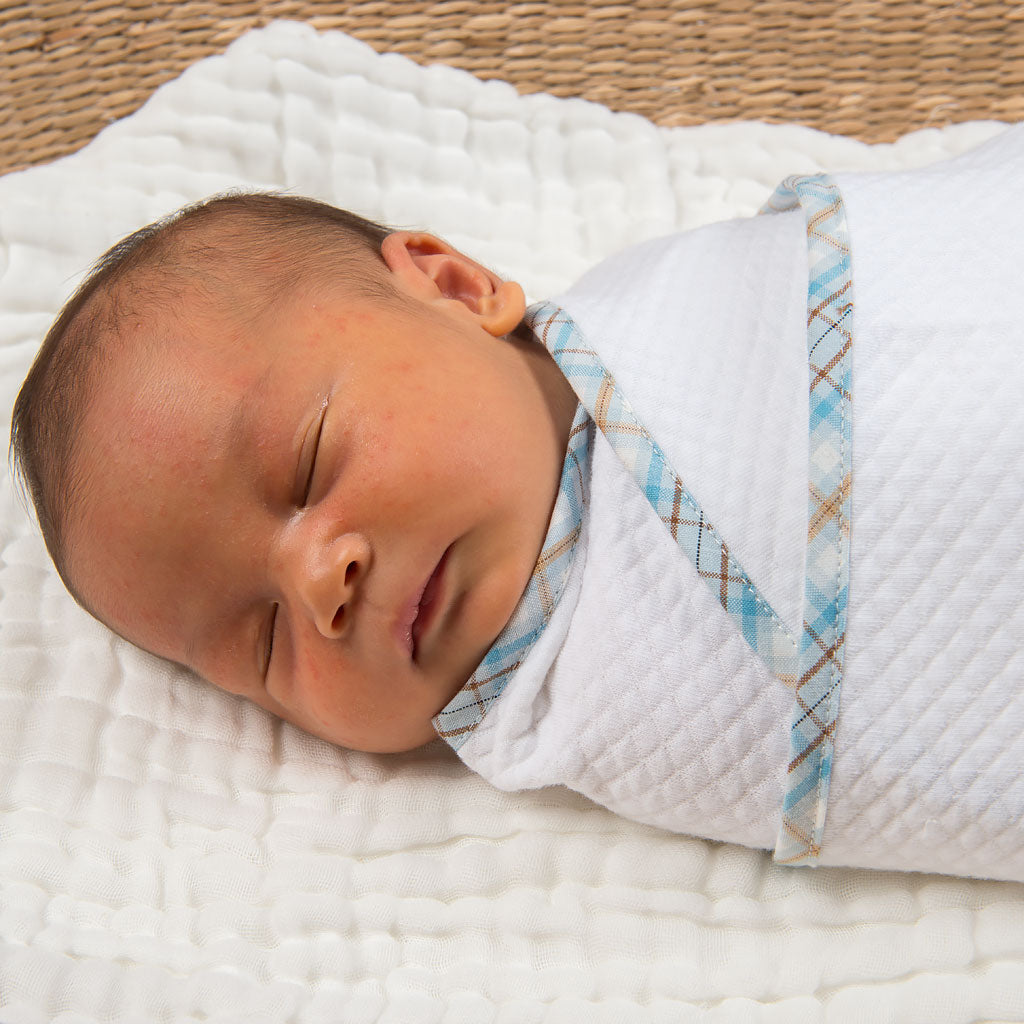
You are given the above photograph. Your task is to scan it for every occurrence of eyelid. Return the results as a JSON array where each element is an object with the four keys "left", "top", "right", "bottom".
[{"left": 299, "top": 399, "right": 329, "bottom": 507}]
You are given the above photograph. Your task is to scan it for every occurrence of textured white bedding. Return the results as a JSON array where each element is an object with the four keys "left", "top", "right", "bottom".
[{"left": 1, "top": 20, "right": 1023, "bottom": 1023}]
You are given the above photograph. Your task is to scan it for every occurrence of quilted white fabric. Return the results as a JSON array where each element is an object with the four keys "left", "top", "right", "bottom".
[
  {"left": 459, "top": 127, "right": 1024, "bottom": 881},
  {"left": 2, "top": 19, "right": 1024, "bottom": 1023}
]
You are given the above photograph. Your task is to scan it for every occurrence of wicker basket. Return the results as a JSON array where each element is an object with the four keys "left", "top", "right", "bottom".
[{"left": 3, "top": 1, "right": 1023, "bottom": 174}]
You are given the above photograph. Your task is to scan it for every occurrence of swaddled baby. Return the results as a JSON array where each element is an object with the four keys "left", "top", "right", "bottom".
[{"left": 12, "top": 124, "right": 1024, "bottom": 882}]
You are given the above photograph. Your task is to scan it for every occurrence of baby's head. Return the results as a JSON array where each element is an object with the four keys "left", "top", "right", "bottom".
[{"left": 11, "top": 194, "right": 575, "bottom": 752}]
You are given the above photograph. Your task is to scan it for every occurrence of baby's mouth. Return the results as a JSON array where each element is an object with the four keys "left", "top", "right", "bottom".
[
  {"left": 411, "top": 545, "right": 452, "bottom": 660},
  {"left": 399, "top": 545, "right": 452, "bottom": 662}
]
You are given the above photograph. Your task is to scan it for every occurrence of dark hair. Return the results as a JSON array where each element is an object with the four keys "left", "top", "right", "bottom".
[{"left": 9, "top": 192, "right": 394, "bottom": 597}]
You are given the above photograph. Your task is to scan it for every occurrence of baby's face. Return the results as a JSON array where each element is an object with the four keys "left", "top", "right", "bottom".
[{"left": 66, "top": 237, "right": 572, "bottom": 752}]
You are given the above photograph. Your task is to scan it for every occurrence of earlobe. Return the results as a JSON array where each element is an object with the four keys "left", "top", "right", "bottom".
[
  {"left": 381, "top": 231, "right": 526, "bottom": 336},
  {"left": 476, "top": 280, "right": 527, "bottom": 337}
]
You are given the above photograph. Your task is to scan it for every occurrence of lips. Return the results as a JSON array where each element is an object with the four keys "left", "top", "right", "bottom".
[{"left": 397, "top": 545, "right": 452, "bottom": 660}]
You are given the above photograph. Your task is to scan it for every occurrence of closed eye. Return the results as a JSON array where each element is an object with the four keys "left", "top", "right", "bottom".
[{"left": 301, "top": 401, "right": 328, "bottom": 506}]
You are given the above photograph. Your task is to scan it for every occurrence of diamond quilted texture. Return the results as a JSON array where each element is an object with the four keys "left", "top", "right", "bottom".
[{"left": 819, "top": 144, "right": 1024, "bottom": 878}]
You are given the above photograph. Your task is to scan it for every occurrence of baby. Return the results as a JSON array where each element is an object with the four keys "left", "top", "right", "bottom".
[
  {"left": 12, "top": 123, "right": 1024, "bottom": 882},
  {"left": 12, "top": 194, "right": 578, "bottom": 756}
]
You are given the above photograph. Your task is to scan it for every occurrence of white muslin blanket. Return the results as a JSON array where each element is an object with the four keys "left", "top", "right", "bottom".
[
  {"left": 453, "top": 125, "right": 1024, "bottom": 883},
  {"left": 3, "top": 20, "right": 1024, "bottom": 1024}
]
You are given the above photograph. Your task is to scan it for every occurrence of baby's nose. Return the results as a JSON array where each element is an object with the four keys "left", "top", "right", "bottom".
[{"left": 292, "top": 530, "right": 372, "bottom": 639}]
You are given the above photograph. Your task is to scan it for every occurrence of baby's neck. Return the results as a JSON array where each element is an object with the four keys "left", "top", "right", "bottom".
[{"left": 513, "top": 321, "right": 579, "bottom": 464}]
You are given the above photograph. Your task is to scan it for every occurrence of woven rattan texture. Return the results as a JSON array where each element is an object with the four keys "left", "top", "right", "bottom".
[{"left": 2, "top": 1, "right": 1023, "bottom": 174}]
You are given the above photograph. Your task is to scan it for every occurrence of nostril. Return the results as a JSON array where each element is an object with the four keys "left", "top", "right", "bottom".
[
  {"left": 331, "top": 605, "right": 345, "bottom": 633},
  {"left": 344, "top": 560, "right": 359, "bottom": 586}
]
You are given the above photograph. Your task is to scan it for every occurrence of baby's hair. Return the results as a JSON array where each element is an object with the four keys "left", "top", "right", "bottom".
[{"left": 9, "top": 192, "right": 395, "bottom": 601}]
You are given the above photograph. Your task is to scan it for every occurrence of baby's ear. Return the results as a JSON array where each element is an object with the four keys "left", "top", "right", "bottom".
[{"left": 381, "top": 231, "right": 525, "bottom": 336}]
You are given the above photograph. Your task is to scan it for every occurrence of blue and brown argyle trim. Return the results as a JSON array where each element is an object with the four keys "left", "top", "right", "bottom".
[{"left": 763, "top": 175, "right": 854, "bottom": 866}]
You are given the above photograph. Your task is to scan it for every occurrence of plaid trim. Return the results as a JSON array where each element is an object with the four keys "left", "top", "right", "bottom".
[
  {"left": 433, "top": 405, "right": 593, "bottom": 749},
  {"left": 763, "top": 175, "right": 854, "bottom": 866},
  {"left": 530, "top": 304, "right": 799, "bottom": 681}
]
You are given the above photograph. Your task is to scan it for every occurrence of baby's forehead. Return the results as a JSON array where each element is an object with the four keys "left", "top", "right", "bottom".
[
  {"left": 78, "top": 293, "right": 241, "bottom": 453},
  {"left": 86, "top": 245, "right": 392, "bottom": 434}
]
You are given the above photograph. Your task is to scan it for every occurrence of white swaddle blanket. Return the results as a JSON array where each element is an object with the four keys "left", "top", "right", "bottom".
[{"left": 453, "top": 125, "right": 1024, "bottom": 882}]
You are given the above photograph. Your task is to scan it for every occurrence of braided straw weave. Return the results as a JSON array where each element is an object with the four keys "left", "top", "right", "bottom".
[{"left": 2, "top": 1, "right": 1023, "bottom": 175}]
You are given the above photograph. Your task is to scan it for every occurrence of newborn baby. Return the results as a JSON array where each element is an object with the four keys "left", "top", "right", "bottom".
[
  {"left": 12, "top": 197, "right": 578, "bottom": 754},
  {"left": 12, "top": 123, "right": 1024, "bottom": 882}
]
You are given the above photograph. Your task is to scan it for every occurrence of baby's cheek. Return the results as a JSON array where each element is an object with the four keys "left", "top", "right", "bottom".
[
  {"left": 290, "top": 649, "right": 358, "bottom": 728},
  {"left": 281, "top": 643, "right": 327, "bottom": 704}
]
